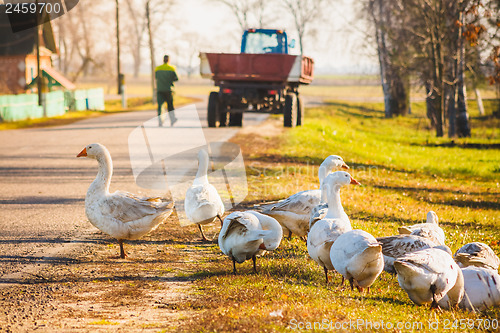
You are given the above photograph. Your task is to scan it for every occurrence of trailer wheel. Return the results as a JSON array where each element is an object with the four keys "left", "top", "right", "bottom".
[
  {"left": 207, "top": 92, "right": 219, "bottom": 127},
  {"left": 296, "top": 95, "right": 303, "bottom": 126},
  {"left": 229, "top": 112, "right": 243, "bottom": 126},
  {"left": 219, "top": 111, "right": 229, "bottom": 127},
  {"left": 284, "top": 93, "right": 297, "bottom": 128}
]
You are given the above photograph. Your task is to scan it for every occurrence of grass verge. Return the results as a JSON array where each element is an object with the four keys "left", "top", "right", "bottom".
[{"left": 177, "top": 99, "right": 500, "bottom": 332}]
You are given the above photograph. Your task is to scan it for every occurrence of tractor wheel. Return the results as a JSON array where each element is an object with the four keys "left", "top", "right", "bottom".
[
  {"left": 207, "top": 92, "right": 219, "bottom": 128},
  {"left": 283, "top": 93, "right": 297, "bottom": 128},
  {"left": 296, "top": 95, "right": 303, "bottom": 126},
  {"left": 229, "top": 112, "right": 243, "bottom": 126}
]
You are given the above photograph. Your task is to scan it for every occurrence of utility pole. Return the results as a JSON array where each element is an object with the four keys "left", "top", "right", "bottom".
[
  {"left": 116, "top": 0, "right": 126, "bottom": 108},
  {"left": 116, "top": 0, "right": 121, "bottom": 94},
  {"left": 146, "top": 1, "right": 156, "bottom": 104},
  {"left": 35, "top": 0, "right": 42, "bottom": 107}
]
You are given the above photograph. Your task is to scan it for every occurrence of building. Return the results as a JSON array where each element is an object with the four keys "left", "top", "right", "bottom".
[{"left": 0, "top": 9, "right": 74, "bottom": 94}]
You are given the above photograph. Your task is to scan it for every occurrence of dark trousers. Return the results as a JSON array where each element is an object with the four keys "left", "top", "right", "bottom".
[{"left": 157, "top": 90, "right": 174, "bottom": 116}]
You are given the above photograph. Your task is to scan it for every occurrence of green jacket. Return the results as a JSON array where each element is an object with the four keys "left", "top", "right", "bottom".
[{"left": 155, "top": 63, "right": 178, "bottom": 92}]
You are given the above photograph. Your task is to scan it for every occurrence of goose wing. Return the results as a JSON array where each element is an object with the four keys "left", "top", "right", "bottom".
[{"left": 102, "top": 191, "right": 173, "bottom": 223}]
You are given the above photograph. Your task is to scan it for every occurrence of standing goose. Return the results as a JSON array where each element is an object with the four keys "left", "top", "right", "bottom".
[
  {"left": 307, "top": 171, "right": 360, "bottom": 284},
  {"left": 438, "top": 266, "right": 500, "bottom": 311},
  {"left": 454, "top": 242, "right": 500, "bottom": 271},
  {"left": 218, "top": 211, "right": 282, "bottom": 273},
  {"left": 330, "top": 229, "right": 384, "bottom": 292},
  {"left": 309, "top": 156, "right": 350, "bottom": 228},
  {"left": 77, "top": 143, "right": 173, "bottom": 259},
  {"left": 398, "top": 211, "right": 445, "bottom": 246},
  {"left": 185, "top": 149, "right": 225, "bottom": 241},
  {"left": 258, "top": 155, "right": 348, "bottom": 238},
  {"left": 394, "top": 247, "right": 464, "bottom": 309}
]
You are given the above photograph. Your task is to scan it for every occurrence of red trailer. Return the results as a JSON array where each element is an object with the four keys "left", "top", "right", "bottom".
[{"left": 200, "top": 29, "right": 314, "bottom": 127}]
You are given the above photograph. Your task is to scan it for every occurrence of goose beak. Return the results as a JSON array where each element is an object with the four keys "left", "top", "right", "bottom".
[
  {"left": 77, "top": 147, "right": 87, "bottom": 157},
  {"left": 259, "top": 243, "right": 266, "bottom": 250},
  {"left": 350, "top": 176, "right": 361, "bottom": 185},
  {"left": 341, "top": 163, "right": 349, "bottom": 170}
]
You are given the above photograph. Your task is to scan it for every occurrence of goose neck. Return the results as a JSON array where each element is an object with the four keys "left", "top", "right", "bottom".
[
  {"left": 325, "top": 184, "right": 345, "bottom": 219},
  {"left": 194, "top": 156, "right": 209, "bottom": 185},
  {"left": 258, "top": 215, "right": 283, "bottom": 250},
  {"left": 90, "top": 153, "right": 112, "bottom": 194}
]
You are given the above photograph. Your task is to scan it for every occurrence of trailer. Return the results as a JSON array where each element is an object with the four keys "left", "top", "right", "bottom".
[{"left": 200, "top": 28, "right": 314, "bottom": 127}]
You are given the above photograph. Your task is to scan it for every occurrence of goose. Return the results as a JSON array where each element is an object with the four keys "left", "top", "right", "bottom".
[
  {"left": 330, "top": 229, "right": 384, "bottom": 292},
  {"left": 394, "top": 247, "right": 464, "bottom": 309},
  {"left": 307, "top": 171, "right": 360, "bottom": 284},
  {"left": 258, "top": 155, "right": 348, "bottom": 238},
  {"left": 185, "top": 149, "right": 225, "bottom": 241},
  {"left": 377, "top": 234, "right": 438, "bottom": 274},
  {"left": 77, "top": 143, "right": 173, "bottom": 259},
  {"left": 218, "top": 210, "right": 283, "bottom": 273},
  {"left": 398, "top": 211, "right": 445, "bottom": 245},
  {"left": 438, "top": 266, "right": 500, "bottom": 311},
  {"left": 454, "top": 242, "right": 500, "bottom": 271}
]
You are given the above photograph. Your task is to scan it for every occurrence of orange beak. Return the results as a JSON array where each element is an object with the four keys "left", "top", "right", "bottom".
[
  {"left": 259, "top": 243, "right": 266, "bottom": 250},
  {"left": 350, "top": 177, "right": 361, "bottom": 185},
  {"left": 77, "top": 147, "right": 87, "bottom": 157},
  {"left": 341, "top": 163, "right": 349, "bottom": 170}
]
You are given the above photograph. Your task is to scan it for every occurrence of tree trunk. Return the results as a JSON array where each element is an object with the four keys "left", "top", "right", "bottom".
[
  {"left": 371, "top": 0, "right": 392, "bottom": 118},
  {"left": 446, "top": 85, "right": 456, "bottom": 138},
  {"left": 388, "top": 71, "right": 410, "bottom": 116},
  {"left": 456, "top": 11, "right": 471, "bottom": 137},
  {"left": 146, "top": 1, "right": 156, "bottom": 104},
  {"left": 474, "top": 88, "right": 485, "bottom": 116}
]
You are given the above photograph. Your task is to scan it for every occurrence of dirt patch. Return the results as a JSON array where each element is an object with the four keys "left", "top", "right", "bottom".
[{"left": 0, "top": 213, "right": 222, "bottom": 332}]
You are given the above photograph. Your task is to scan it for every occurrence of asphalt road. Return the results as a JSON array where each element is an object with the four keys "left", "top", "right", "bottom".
[{"left": 0, "top": 99, "right": 267, "bottom": 287}]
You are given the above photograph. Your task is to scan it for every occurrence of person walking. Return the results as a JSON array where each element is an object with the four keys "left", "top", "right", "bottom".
[{"left": 155, "top": 55, "right": 178, "bottom": 126}]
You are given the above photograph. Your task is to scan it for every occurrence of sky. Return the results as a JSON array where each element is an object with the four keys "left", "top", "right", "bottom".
[
  {"left": 152, "top": 0, "right": 378, "bottom": 75},
  {"left": 0, "top": 0, "right": 378, "bottom": 75}
]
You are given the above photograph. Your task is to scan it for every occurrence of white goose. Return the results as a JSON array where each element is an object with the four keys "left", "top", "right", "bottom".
[
  {"left": 439, "top": 266, "right": 500, "bottom": 311},
  {"left": 394, "top": 247, "right": 464, "bottom": 309},
  {"left": 330, "top": 229, "right": 384, "bottom": 292},
  {"left": 307, "top": 171, "right": 360, "bottom": 284},
  {"left": 77, "top": 143, "right": 173, "bottom": 258},
  {"left": 398, "top": 211, "right": 445, "bottom": 245},
  {"left": 218, "top": 211, "right": 282, "bottom": 273},
  {"left": 454, "top": 242, "right": 500, "bottom": 271},
  {"left": 377, "top": 234, "right": 438, "bottom": 274},
  {"left": 309, "top": 156, "right": 350, "bottom": 228},
  {"left": 258, "top": 155, "right": 348, "bottom": 238},
  {"left": 185, "top": 149, "right": 225, "bottom": 241}
]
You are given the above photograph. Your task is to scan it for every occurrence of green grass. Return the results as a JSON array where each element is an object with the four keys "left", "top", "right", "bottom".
[{"left": 177, "top": 98, "right": 500, "bottom": 332}]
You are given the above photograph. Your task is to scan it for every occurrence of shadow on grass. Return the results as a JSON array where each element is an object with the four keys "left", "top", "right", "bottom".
[
  {"left": 323, "top": 101, "right": 385, "bottom": 119},
  {"left": 413, "top": 141, "right": 500, "bottom": 149}
]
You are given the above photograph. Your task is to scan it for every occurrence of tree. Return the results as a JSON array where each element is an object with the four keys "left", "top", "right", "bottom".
[
  {"left": 360, "top": 0, "right": 499, "bottom": 136},
  {"left": 214, "top": 0, "right": 274, "bottom": 31},
  {"left": 366, "top": 0, "right": 411, "bottom": 118},
  {"left": 280, "top": 0, "right": 331, "bottom": 54}
]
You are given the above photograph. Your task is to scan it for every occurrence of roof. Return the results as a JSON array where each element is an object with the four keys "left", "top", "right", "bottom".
[
  {"left": 0, "top": 7, "right": 57, "bottom": 56},
  {"left": 27, "top": 67, "right": 76, "bottom": 90}
]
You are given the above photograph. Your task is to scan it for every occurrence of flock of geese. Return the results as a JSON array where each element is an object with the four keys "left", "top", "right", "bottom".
[{"left": 77, "top": 143, "right": 500, "bottom": 312}]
